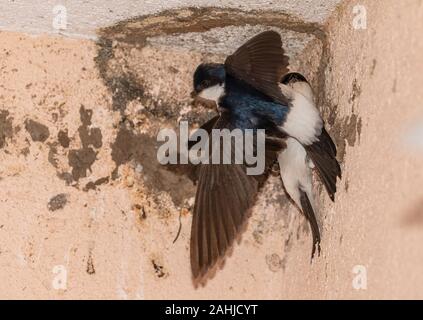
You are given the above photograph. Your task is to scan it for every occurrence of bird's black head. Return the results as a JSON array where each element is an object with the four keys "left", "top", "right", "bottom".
[
  {"left": 281, "top": 72, "right": 308, "bottom": 85},
  {"left": 192, "top": 63, "right": 226, "bottom": 97}
]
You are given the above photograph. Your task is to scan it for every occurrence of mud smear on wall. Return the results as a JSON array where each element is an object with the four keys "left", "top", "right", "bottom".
[
  {"left": 83, "top": 176, "right": 110, "bottom": 192},
  {"left": 58, "top": 129, "right": 70, "bottom": 148},
  {"left": 327, "top": 109, "right": 362, "bottom": 162},
  {"left": 95, "top": 39, "right": 212, "bottom": 124},
  {"left": 47, "top": 193, "right": 68, "bottom": 212},
  {"left": 48, "top": 142, "right": 60, "bottom": 168},
  {"left": 46, "top": 105, "right": 107, "bottom": 189},
  {"left": 86, "top": 249, "right": 96, "bottom": 275},
  {"left": 68, "top": 105, "right": 103, "bottom": 181},
  {"left": 24, "top": 119, "right": 50, "bottom": 142},
  {"left": 0, "top": 110, "right": 13, "bottom": 148},
  {"left": 110, "top": 123, "right": 196, "bottom": 206},
  {"left": 325, "top": 78, "right": 363, "bottom": 161},
  {"left": 152, "top": 259, "right": 168, "bottom": 278}
]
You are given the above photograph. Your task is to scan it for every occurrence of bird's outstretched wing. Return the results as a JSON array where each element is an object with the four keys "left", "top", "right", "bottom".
[
  {"left": 225, "top": 31, "right": 290, "bottom": 105},
  {"left": 190, "top": 113, "right": 285, "bottom": 279},
  {"left": 187, "top": 115, "right": 219, "bottom": 150}
]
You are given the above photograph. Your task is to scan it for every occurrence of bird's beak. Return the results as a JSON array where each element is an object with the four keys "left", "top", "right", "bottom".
[{"left": 191, "top": 90, "right": 202, "bottom": 106}]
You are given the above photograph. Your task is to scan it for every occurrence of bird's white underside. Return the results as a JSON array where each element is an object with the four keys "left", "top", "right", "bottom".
[
  {"left": 277, "top": 81, "right": 320, "bottom": 215},
  {"left": 279, "top": 82, "right": 323, "bottom": 145},
  {"left": 278, "top": 137, "right": 315, "bottom": 211}
]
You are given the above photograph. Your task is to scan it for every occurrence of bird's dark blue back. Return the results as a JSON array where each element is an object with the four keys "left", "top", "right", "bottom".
[{"left": 220, "top": 75, "right": 289, "bottom": 130}]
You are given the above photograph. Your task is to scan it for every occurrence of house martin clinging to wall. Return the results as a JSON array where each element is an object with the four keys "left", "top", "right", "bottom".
[{"left": 189, "top": 31, "right": 341, "bottom": 280}]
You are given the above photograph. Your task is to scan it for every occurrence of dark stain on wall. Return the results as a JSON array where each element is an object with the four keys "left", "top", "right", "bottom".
[
  {"left": 344, "top": 114, "right": 360, "bottom": 147},
  {"left": 324, "top": 78, "right": 363, "bottom": 161},
  {"left": 0, "top": 110, "right": 13, "bottom": 148},
  {"left": 47, "top": 107, "right": 108, "bottom": 189},
  {"left": 95, "top": 38, "right": 204, "bottom": 123},
  {"left": 79, "top": 106, "right": 103, "bottom": 149},
  {"left": 327, "top": 109, "right": 362, "bottom": 162},
  {"left": 58, "top": 129, "right": 70, "bottom": 148},
  {"left": 370, "top": 58, "right": 377, "bottom": 76},
  {"left": 86, "top": 249, "right": 96, "bottom": 275},
  {"left": 48, "top": 142, "right": 59, "bottom": 168},
  {"left": 110, "top": 123, "right": 196, "bottom": 206},
  {"left": 57, "top": 172, "right": 73, "bottom": 185},
  {"left": 47, "top": 193, "right": 68, "bottom": 211},
  {"left": 152, "top": 259, "right": 168, "bottom": 278},
  {"left": 20, "top": 146, "right": 30, "bottom": 157},
  {"left": 25, "top": 119, "right": 50, "bottom": 142},
  {"left": 349, "top": 79, "right": 361, "bottom": 105},
  {"left": 265, "top": 253, "right": 285, "bottom": 272},
  {"left": 68, "top": 105, "right": 103, "bottom": 181},
  {"left": 83, "top": 176, "right": 110, "bottom": 191},
  {"left": 68, "top": 148, "right": 97, "bottom": 181}
]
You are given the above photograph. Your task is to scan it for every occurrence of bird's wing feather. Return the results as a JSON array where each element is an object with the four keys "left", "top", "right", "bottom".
[
  {"left": 305, "top": 127, "right": 341, "bottom": 201},
  {"left": 225, "top": 30, "right": 290, "bottom": 105},
  {"left": 188, "top": 115, "right": 219, "bottom": 150},
  {"left": 190, "top": 113, "right": 286, "bottom": 279}
]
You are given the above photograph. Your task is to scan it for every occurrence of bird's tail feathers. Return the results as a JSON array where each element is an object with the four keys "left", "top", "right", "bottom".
[{"left": 278, "top": 138, "right": 321, "bottom": 259}]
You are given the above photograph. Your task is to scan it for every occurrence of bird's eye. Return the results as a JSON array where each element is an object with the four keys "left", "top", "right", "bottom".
[{"left": 201, "top": 80, "right": 210, "bottom": 87}]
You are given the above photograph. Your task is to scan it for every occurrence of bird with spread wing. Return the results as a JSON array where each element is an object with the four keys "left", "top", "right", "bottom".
[{"left": 189, "top": 31, "right": 341, "bottom": 280}]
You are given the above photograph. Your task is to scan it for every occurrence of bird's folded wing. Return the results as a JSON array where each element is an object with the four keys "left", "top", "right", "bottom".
[
  {"left": 224, "top": 30, "right": 290, "bottom": 105},
  {"left": 304, "top": 127, "right": 341, "bottom": 201}
]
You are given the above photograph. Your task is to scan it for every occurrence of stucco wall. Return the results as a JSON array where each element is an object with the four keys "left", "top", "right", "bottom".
[
  {"left": 0, "top": 0, "right": 422, "bottom": 299},
  {"left": 315, "top": 0, "right": 423, "bottom": 299}
]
